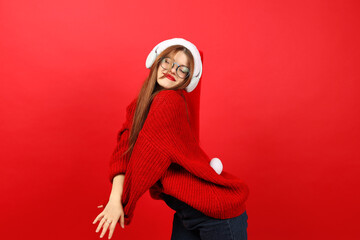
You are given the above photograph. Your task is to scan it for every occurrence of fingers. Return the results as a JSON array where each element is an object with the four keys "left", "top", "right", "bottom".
[
  {"left": 96, "top": 217, "right": 106, "bottom": 233},
  {"left": 93, "top": 202, "right": 106, "bottom": 224},
  {"left": 120, "top": 214, "right": 125, "bottom": 229},
  {"left": 100, "top": 219, "right": 112, "bottom": 238},
  {"left": 93, "top": 202, "right": 125, "bottom": 239},
  {"left": 93, "top": 211, "right": 104, "bottom": 224},
  {"left": 108, "top": 221, "right": 116, "bottom": 239}
]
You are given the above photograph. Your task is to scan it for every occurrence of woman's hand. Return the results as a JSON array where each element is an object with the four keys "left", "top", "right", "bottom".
[{"left": 93, "top": 199, "right": 125, "bottom": 239}]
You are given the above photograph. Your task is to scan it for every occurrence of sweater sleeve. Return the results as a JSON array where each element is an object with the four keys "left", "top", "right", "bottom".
[
  {"left": 120, "top": 91, "right": 178, "bottom": 225},
  {"left": 108, "top": 98, "right": 136, "bottom": 184}
]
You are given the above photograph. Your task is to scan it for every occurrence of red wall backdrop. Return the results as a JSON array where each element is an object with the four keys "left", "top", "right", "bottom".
[{"left": 1, "top": 0, "right": 359, "bottom": 239}]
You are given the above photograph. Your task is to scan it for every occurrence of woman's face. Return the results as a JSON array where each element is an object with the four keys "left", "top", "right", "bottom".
[{"left": 157, "top": 51, "right": 190, "bottom": 89}]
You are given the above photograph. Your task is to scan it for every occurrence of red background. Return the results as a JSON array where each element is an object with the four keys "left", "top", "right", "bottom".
[{"left": 1, "top": 0, "right": 359, "bottom": 239}]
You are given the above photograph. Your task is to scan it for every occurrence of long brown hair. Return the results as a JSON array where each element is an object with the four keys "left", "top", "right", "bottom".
[{"left": 122, "top": 45, "right": 195, "bottom": 158}]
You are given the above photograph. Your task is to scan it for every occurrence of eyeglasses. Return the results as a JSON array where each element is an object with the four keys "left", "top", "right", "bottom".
[{"left": 159, "top": 57, "right": 190, "bottom": 79}]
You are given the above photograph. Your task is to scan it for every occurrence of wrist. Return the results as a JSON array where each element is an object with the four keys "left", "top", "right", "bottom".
[{"left": 109, "top": 194, "right": 122, "bottom": 202}]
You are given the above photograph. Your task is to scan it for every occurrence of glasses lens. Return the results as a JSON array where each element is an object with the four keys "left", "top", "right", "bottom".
[
  {"left": 160, "top": 57, "right": 171, "bottom": 70},
  {"left": 177, "top": 66, "right": 190, "bottom": 79}
]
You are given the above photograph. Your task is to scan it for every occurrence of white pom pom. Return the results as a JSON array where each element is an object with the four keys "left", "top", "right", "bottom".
[{"left": 210, "top": 157, "right": 223, "bottom": 175}]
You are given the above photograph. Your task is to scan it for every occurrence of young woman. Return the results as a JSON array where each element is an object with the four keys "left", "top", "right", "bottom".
[{"left": 93, "top": 38, "right": 250, "bottom": 240}]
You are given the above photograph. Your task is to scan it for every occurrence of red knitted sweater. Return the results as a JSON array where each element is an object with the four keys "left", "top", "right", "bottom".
[{"left": 109, "top": 89, "right": 250, "bottom": 225}]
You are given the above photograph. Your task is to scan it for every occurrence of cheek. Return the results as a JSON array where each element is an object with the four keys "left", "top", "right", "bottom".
[
  {"left": 157, "top": 69, "right": 162, "bottom": 78},
  {"left": 177, "top": 77, "right": 184, "bottom": 83}
]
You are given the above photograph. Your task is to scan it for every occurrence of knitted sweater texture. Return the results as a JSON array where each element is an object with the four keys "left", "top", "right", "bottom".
[{"left": 109, "top": 89, "right": 250, "bottom": 225}]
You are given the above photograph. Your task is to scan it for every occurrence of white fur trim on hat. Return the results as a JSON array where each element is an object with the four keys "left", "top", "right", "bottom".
[{"left": 145, "top": 38, "right": 203, "bottom": 93}]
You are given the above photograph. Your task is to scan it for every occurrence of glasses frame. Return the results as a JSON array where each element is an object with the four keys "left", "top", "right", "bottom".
[{"left": 159, "top": 57, "right": 190, "bottom": 79}]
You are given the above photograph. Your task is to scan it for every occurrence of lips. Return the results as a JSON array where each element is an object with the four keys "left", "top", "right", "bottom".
[{"left": 165, "top": 74, "right": 175, "bottom": 81}]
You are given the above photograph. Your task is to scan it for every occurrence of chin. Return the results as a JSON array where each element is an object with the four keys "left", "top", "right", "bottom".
[{"left": 157, "top": 79, "right": 174, "bottom": 89}]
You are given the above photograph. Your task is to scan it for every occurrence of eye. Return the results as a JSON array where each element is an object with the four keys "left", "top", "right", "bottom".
[{"left": 180, "top": 67, "right": 189, "bottom": 73}]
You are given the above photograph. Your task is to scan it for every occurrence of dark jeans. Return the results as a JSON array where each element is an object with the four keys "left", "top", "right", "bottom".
[{"left": 162, "top": 193, "right": 248, "bottom": 240}]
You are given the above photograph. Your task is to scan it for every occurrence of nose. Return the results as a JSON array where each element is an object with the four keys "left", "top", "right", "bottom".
[{"left": 170, "top": 63, "right": 177, "bottom": 74}]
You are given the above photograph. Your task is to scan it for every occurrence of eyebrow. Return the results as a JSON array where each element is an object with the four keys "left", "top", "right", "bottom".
[
  {"left": 181, "top": 63, "right": 190, "bottom": 68},
  {"left": 166, "top": 56, "right": 189, "bottom": 68}
]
